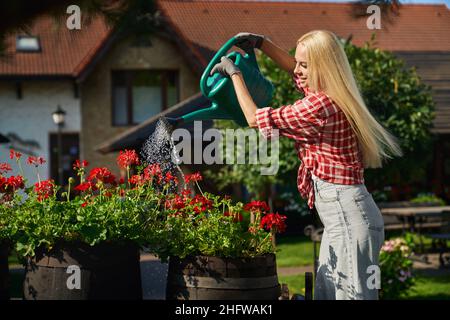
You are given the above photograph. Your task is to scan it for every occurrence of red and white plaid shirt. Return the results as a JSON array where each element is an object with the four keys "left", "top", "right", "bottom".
[{"left": 255, "top": 74, "right": 364, "bottom": 209}]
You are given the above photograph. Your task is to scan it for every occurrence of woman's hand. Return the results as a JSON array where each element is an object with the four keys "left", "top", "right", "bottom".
[
  {"left": 210, "top": 56, "right": 241, "bottom": 77},
  {"left": 234, "top": 32, "right": 266, "bottom": 54}
]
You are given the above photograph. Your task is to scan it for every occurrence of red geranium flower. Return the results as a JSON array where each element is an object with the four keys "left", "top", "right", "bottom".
[
  {"left": 0, "top": 163, "right": 12, "bottom": 174},
  {"left": 190, "top": 194, "right": 213, "bottom": 214},
  {"left": 164, "top": 172, "right": 178, "bottom": 184},
  {"left": 166, "top": 194, "right": 186, "bottom": 211},
  {"left": 129, "top": 174, "right": 145, "bottom": 185},
  {"left": 7, "top": 176, "right": 25, "bottom": 191},
  {"left": 74, "top": 181, "right": 97, "bottom": 192},
  {"left": 73, "top": 160, "right": 89, "bottom": 170},
  {"left": 244, "top": 200, "right": 270, "bottom": 213},
  {"left": 34, "top": 179, "right": 54, "bottom": 201},
  {"left": 87, "top": 167, "right": 116, "bottom": 185},
  {"left": 143, "top": 164, "right": 163, "bottom": 182},
  {"left": 27, "top": 156, "right": 46, "bottom": 166},
  {"left": 0, "top": 175, "right": 24, "bottom": 193},
  {"left": 9, "top": 149, "right": 22, "bottom": 160},
  {"left": 260, "top": 213, "right": 287, "bottom": 233},
  {"left": 117, "top": 149, "right": 140, "bottom": 169},
  {"left": 184, "top": 172, "right": 203, "bottom": 184}
]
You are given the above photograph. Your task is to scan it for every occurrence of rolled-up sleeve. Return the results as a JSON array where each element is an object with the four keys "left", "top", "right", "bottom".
[{"left": 255, "top": 97, "right": 325, "bottom": 143}]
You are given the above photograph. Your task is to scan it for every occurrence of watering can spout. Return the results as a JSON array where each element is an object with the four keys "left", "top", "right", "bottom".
[{"left": 161, "top": 116, "right": 185, "bottom": 132}]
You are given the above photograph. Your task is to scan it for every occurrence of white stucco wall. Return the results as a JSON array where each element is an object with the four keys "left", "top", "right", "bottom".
[{"left": 0, "top": 80, "right": 80, "bottom": 186}]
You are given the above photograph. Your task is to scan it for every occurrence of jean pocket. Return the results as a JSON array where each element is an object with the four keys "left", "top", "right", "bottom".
[
  {"left": 317, "top": 184, "right": 338, "bottom": 202},
  {"left": 354, "top": 193, "right": 384, "bottom": 232}
]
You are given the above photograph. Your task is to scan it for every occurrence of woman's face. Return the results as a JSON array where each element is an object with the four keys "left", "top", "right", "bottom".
[{"left": 294, "top": 43, "right": 308, "bottom": 88}]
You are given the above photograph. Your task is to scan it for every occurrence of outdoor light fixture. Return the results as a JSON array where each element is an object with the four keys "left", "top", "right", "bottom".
[{"left": 52, "top": 105, "right": 66, "bottom": 126}]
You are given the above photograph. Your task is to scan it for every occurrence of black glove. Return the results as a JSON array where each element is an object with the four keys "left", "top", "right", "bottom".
[
  {"left": 210, "top": 56, "right": 241, "bottom": 77},
  {"left": 234, "top": 32, "right": 266, "bottom": 54}
]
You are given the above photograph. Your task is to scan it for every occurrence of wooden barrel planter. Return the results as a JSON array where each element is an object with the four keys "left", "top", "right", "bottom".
[
  {"left": 0, "top": 241, "right": 10, "bottom": 300},
  {"left": 166, "top": 254, "right": 280, "bottom": 300},
  {"left": 23, "top": 241, "right": 142, "bottom": 300}
]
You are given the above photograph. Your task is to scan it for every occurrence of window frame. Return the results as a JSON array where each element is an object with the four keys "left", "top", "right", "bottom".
[{"left": 111, "top": 69, "right": 180, "bottom": 127}]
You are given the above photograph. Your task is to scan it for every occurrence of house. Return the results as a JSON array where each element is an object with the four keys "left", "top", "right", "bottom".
[{"left": 0, "top": 0, "right": 449, "bottom": 198}]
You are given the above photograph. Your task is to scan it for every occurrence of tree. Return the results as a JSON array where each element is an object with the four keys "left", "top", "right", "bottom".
[{"left": 205, "top": 36, "right": 435, "bottom": 204}]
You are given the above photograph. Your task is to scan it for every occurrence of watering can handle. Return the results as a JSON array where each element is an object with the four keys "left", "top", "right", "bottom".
[{"left": 200, "top": 36, "right": 258, "bottom": 96}]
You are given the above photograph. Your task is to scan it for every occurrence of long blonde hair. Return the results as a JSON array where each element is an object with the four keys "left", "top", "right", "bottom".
[{"left": 297, "top": 30, "right": 402, "bottom": 168}]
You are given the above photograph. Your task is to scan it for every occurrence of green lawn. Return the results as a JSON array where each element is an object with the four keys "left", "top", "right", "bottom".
[
  {"left": 276, "top": 234, "right": 450, "bottom": 300},
  {"left": 279, "top": 272, "right": 450, "bottom": 300},
  {"left": 402, "top": 272, "right": 450, "bottom": 300},
  {"left": 278, "top": 274, "right": 306, "bottom": 297},
  {"left": 275, "top": 235, "right": 315, "bottom": 268}
]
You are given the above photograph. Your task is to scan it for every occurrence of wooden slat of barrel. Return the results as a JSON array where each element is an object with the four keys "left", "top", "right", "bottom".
[
  {"left": 24, "top": 242, "right": 142, "bottom": 300},
  {"left": 166, "top": 254, "right": 280, "bottom": 300}
]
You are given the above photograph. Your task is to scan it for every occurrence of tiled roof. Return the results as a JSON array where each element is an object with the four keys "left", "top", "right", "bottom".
[
  {"left": 158, "top": 0, "right": 450, "bottom": 58},
  {"left": 1, "top": 2, "right": 448, "bottom": 77},
  {"left": 0, "top": 15, "right": 112, "bottom": 77}
]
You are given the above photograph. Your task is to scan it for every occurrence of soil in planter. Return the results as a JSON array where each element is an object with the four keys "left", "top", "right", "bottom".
[
  {"left": 166, "top": 254, "right": 281, "bottom": 300},
  {"left": 0, "top": 241, "right": 10, "bottom": 300},
  {"left": 23, "top": 241, "right": 142, "bottom": 300}
]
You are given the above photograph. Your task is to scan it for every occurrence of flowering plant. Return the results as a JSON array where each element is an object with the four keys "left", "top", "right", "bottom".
[
  {"left": 148, "top": 172, "right": 287, "bottom": 262},
  {"left": 379, "top": 234, "right": 415, "bottom": 299},
  {"left": 1, "top": 149, "right": 166, "bottom": 258},
  {"left": 1, "top": 148, "right": 287, "bottom": 261}
]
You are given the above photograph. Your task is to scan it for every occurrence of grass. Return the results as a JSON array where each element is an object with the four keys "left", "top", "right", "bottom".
[
  {"left": 275, "top": 235, "right": 315, "bottom": 268},
  {"left": 276, "top": 234, "right": 450, "bottom": 300},
  {"left": 278, "top": 274, "right": 306, "bottom": 297},
  {"left": 278, "top": 272, "right": 450, "bottom": 300},
  {"left": 402, "top": 272, "right": 450, "bottom": 300}
]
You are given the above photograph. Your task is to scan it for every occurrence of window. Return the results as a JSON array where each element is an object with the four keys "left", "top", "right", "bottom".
[
  {"left": 16, "top": 35, "right": 41, "bottom": 52},
  {"left": 112, "top": 70, "right": 179, "bottom": 126}
]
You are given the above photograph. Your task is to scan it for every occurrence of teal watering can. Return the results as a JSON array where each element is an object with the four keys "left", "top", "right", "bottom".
[{"left": 165, "top": 36, "right": 274, "bottom": 128}]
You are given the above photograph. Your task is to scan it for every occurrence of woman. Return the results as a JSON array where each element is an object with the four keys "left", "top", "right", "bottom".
[{"left": 211, "top": 30, "right": 402, "bottom": 300}]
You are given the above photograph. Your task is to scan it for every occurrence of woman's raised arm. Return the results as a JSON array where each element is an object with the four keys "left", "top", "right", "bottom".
[{"left": 260, "top": 38, "right": 296, "bottom": 74}]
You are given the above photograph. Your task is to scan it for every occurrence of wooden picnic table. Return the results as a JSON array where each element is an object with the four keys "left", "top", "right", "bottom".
[
  {"left": 381, "top": 206, "right": 450, "bottom": 217},
  {"left": 381, "top": 205, "right": 450, "bottom": 253}
]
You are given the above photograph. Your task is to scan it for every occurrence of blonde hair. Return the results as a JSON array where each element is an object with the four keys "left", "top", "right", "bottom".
[{"left": 297, "top": 30, "right": 402, "bottom": 168}]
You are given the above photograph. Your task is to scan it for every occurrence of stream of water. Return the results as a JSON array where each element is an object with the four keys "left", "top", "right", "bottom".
[{"left": 139, "top": 117, "right": 185, "bottom": 190}]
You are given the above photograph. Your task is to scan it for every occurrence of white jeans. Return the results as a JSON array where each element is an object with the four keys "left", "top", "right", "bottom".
[{"left": 312, "top": 175, "right": 384, "bottom": 300}]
